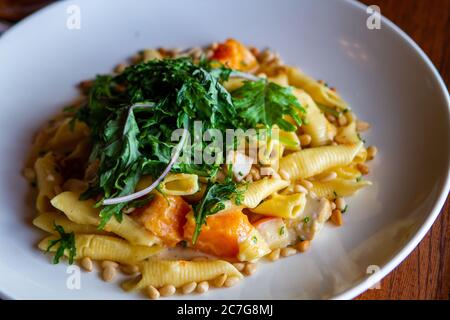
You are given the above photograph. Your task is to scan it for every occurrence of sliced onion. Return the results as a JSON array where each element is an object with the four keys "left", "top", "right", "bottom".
[
  {"left": 102, "top": 103, "right": 189, "bottom": 206},
  {"left": 229, "top": 71, "right": 261, "bottom": 81}
]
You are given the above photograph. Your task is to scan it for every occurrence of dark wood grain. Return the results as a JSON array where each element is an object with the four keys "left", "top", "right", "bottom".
[{"left": 357, "top": 0, "right": 450, "bottom": 300}]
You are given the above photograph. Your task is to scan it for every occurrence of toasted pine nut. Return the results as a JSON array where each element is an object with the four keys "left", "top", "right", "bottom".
[
  {"left": 251, "top": 168, "right": 261, "bottom": 181},
  {"left": 159, "top": 284, "right": 176, "bottom": 297},
  {"left": 279, "top": 169, "right": 290, "bottom": 180},
  {"left": 356, "top": 120, "right": 371, "bottom": 132},
  {"left": 181, "top": 282, "right": 197, "bottom": 294},
  {"left": 46, "top": 174, "right": 55, "bottom": 181},
  {"left": 23, "top": 168, "right": 35, "bottom": 180},
  {"left": 224, "top": 276, "right": 240, "bottom": 288},
  {"left": 331, "top": 209, "right": 343, "bottom": 226},
  {"left": 244, "top": 174, "right": 253, "bottom": 182},
  {"left": 101, "top": 260, "right": 118, "bottom": 269},
  {"left": 356, "top": 163, "right": 369, "bottom": 175},
  {"left": 196, "top": 281, "right": 209, "bottom": 293},
  {"left": 120, "top": 264, "right": 139, "bottom": 275},
  {"left": 338, "top": 115, "right": 348, "bottom": 126},
  {"left": 299, "top": 134, "right": 312, "bottom": 146},
  {"left": 335, "top": 197, "right": 346, "bottom": 211},
  {"left": 114, "top": 63, "right": 127, "bottom": 73},
  {"left": 280, "top": 247, "right": 297, "bottom": 257},
  {"left": 232, "top": 262, "right": 245, "bottom": 272},
  {"left": 145, "top": 285, "right": 160, "bottom": 299},
  {"left": 318, "top": 171, "right": 337, "bottom": 182},
  {"left": 296, "top": 240, "right": 311, "bottom": 253},
  {"left": 294, "top": 184, "right": 308, "bottom": 194},
  {"left": 211, "top": 274, "right": 227, "bottom": 287},
  {"left": 243, "top": 263, "right": 257, "bottom": 276},
  {"left": 80, "top": 257, "right": 93, "bottom": 272},
  {"left": 299, "top": 179, "right": 313, "bottom": 190},
  {"left": 102, "top": 266, "right": 116, "bottom": 282},
  {"left": 367, "top": 146, "right": 378, "bottom": 160},
  {"left": 330, "top": 201, "right": 337, "bottom": 210},
  {"left": 326, "top": 114, "right": 336, "bottom": 122},
  {"left": 268, "top": 248, "right": 280, "bottom": 261}
]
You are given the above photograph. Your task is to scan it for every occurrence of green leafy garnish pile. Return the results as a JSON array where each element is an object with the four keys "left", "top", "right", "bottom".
[
  {"left": 46, "top": 223, "right": 76, "bottom": 264},
  {"left": 74, "top": 57, "right": 304, "bottom": 239}
]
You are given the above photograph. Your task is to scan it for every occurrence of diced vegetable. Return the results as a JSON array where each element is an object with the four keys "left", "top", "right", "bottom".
[
  {"left": 131, "top": 193, "right": 191, "bottom": 247},
  {"left": 211, "top": 39, "right": 258, "bottom": 71}
]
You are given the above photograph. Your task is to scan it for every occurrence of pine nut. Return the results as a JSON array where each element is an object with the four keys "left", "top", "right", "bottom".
[
  {"left": 232, "top": 262, "right": 245, "bottom": 272},
  {"left": 23, "top": 168, "right": 35, "bottom": 180},
  {"left": 101, "top": 260, "right": 118, "bottom": 269},
  {"left": 268, "top": 248, "right": 280, "bottom": 261},
  {"left": 296, "top": 240, "right": 311, "bottom": 253},
  {"left": 299, "top": 179, "right": 313, "bottom": 190},
  {"left": 243, "top": 263, "right": 257, "bottom": 276},
  {"left": 272, "top": 172, "right": 281, "bottom": 179},
  {"left": 318, "top": 171, "right": 337, "bottom": 182},
  {"left": 224, "top": 276, "right": 240, "bottom": 288},
  {"left": 326, "top": 114, "right": 336, "bottom": 122},
  {"left": 80, "top": 257, "right": 93, "bottom": 272},
  {"left": 299, "top": 134, "right": 312, "bottom": 146},
  {"left": 120, "top": 264, "right": 139, "bottom": 275},
  {"left": 280, "top": 247, "right": 297, "bottom": 257},
  {"left": 102, "top": 266, "right": 116, "bottom": 282},
  {"left": 330, "top": 201, "right": 337, "bottom": 210},
  {"left": 251, "top": 168, "right": 261, "bottom": 181},
  {"left": 356, "top": 120, "right": 371, "bottom": 132},
  {"left": 294, "top": 184, "right": 308, "bottom": 194},
  {"left": 338, "top": 115, "right": 348, "bottom": 126},
  {"left": 244, "top": 174, "right": 253, "bottom": 182},
  {"left": 356, "top": 163, "right": 369, "bottom": 175},
  {"left": 196, "top": 281, "right": 209, "bottom": 293},
  {"left": 335, "top": 197, "right": 346, "bottom": 211},
  {"left": 145, "top": 285, "right": 160, "bottom": 299},
  {"left": 114, "top": 63, "right": 127, "bottom": 74},
  {"left": 159, "top": 284, "right": 176, "bottom": 297},
  {"left": 331, "top": 209, "right": 343, "bottom": 226},
  {"left": 279, "top": 169, "right": 290, "bottom": 180},
  {"left": 367, "top": 146, "right": 378, "bottom": 160},
  {"left": 181, "top": 282, "right": 197, "bottom": 294},
  {"left": 211, "top": 274, "right": 227, "bottom": 287}
]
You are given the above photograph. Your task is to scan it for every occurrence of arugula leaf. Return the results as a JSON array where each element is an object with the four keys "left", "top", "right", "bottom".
[
  {"left": 46, "top": 223, "right": 76, "bottom": 264},
  {"left": 232, "top": 79, "right": 305, "bottom": 131}
]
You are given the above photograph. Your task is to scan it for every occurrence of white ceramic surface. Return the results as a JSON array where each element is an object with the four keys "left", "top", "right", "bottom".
[{"left": 0, "top": 0, "right": 448, "bottom": 300}]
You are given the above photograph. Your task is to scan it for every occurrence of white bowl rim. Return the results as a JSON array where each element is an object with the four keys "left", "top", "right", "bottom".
[{"left": 0, "top": 0, "right": 448, "bottom": 300}]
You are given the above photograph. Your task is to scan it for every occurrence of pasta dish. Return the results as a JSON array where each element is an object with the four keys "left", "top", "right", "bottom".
[{"left": 23, "top": 39, "right": 376, "bottom": 298}]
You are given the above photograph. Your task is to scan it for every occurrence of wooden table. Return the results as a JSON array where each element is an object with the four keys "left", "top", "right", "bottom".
[{"left": 357, "top": 0, "right": 450, "bottom": 300}]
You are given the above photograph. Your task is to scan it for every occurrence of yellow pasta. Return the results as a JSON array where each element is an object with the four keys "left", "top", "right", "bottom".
[
  {"left": 311, "top": 178, "right": 372, "bottom": 199},
  {"left": 158, "top": 173, "right": 199, "bottom": 196},
  {"left": 237, "top": 228, "right": 271, "bottom": 261},
  {"left": 122, "top": 260, "right": 243, "bottom": 291},
  {"left": 279, "top": 141, "right": 363, "bottom": 180},
  {"left": 39, "top": 234, "right": 160, "bottom": 264},
  {"left": 250, "top": 193, "right": 306, "bottom": 219},
  {"left": 33, "top": 212, "right": 109, "bottom": 235},
  {"left": 335, "top": 121, "right": 360, "bottom": 144},
  {"left": 51, "top": 192, "right": 160, "bottom": 246},
  {"left": 286, "top": 66, "right": 348, "bottom": 110},
  {"left": 241, "top": 178, "right": 290, "bottom": 208},
  {"left": 293, "top": 89, "right": 335, "bottom": 146},
  {"left": 47, "top": 118, "right": 89, "bottom": 153},
  {"left": 34, "top": 152, "right": 63, "bottom": 212}
]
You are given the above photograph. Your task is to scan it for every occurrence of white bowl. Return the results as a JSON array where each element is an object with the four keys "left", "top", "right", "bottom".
[{"left": 0, "top": 0, "right": 448, "bottom": 300}]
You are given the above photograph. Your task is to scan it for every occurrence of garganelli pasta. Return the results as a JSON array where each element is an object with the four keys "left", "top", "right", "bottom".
[{"left": 24, "top": 39, "right": 376, "bottom": 298}]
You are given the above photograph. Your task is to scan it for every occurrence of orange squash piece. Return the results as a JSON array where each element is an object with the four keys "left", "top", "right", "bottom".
[
  {"left": 183, "top": 208, "right": 253, "bottom": 258},
  {"left": 211, "top": 39, "right": 258, "bottom": 71},
  {"left": 131, "top": 193, "right": 191, "bottom": 247}
]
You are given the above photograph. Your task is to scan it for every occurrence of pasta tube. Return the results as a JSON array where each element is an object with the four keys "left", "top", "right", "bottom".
[
  {"left": 34, "top": 152, "right": 63, "bottom": 212},
  {"left": 250, "top": 193, "right": 306, "bottom": 219},
  {"left": 279, "top": 142, "right": 363, "bottom": 180},
  {"left": 311, "top": 178, "right": 372, "bottom": 199},
  {"left": 241, "top": 178, "right": 290, "bottom": 208},
  {"left": 51, "top": 192, "right": 160, "bottom": 246},
  {"left": 33, "top": 212, "right": 109, "bottom": 235},
  {"left": 122, "top": 260, "right": 243, "bottom": 291},
  {"left": 39, "top": 234, "right": 161, "bottom": 264}
]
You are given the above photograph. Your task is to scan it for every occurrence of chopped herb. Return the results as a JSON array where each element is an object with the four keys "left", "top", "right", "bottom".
[
  {"left": 297, "top": 235, "right": 305, "bottom": 242},
  {"left": 303, "top": 216, "right": 310, "bottom": 224},
  {"left": 357, "top": 133, "right": 366, "bottom": 143},
  {"left": 356, "top": 176, "right": 362, "bottom": 182},
  {"left": 341, "top": 205, "right": 348, "bottom": 213},
  {"left": 333, "top": 191, "right": 338, "bottom": 198},
  {"left": 238, "top": 171, "right": 244, "bottom": 176},
  {"left": 279, "top": 226, "right": 285, "bottom": 236},
  {"left": 251, "top": 236, "right": 258, "bottom": 244},
  {"left": 46, "top": 223, "right": 76, "bottom": 264},
  {"left": 317, "top": 103, "right": 341, "bottom": 118}
]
